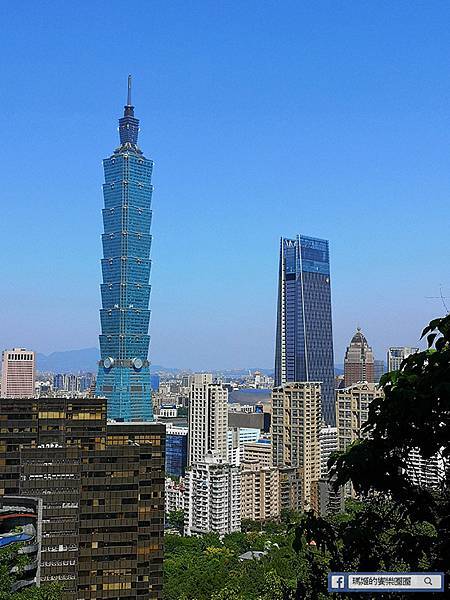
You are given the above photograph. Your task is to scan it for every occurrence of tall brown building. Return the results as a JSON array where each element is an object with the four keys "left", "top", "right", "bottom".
[
  {"left": 0, "top": 397, "right": 165, "bottom": 600},
  {"left": 343, "top": 328, "right": 374, "bottom": 387}
]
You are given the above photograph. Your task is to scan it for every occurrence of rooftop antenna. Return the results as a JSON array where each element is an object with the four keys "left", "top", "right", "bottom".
[
  {"left": 127, "top": 74, "right": 132, "bottom": 106},
  {"left": 425, "top": 284, "right": 450, "bottom": 315}
]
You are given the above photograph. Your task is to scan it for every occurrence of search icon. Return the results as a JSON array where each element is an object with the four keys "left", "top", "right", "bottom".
[{"left": 424, "top": 577, "right": 433, "bottom": 585}]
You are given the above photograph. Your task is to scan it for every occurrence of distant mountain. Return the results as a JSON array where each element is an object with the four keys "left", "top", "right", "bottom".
[
  {"left": 37, "top": 348, "right": 100, "bottom": 373},
  {"left": 36, "top": 347, "right": 346, "bottom": 376},
  {"left": 36, "top": 348, "right": 184, "bottom": 374}
]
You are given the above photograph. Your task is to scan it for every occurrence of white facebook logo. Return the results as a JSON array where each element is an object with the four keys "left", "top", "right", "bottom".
[{"left": 331, "top": 576, "right": 346, "bottom": 590}]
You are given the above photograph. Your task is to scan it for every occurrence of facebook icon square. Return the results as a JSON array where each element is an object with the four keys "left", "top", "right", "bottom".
[{"left": 329, "top": 574, "right": 348, "bottom": 591}]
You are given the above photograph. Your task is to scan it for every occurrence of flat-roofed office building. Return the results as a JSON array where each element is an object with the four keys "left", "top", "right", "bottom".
[
  {"left": 1, "top": 349, "right": 35, "bottom": 398},
  {"left": 0, "top": 396, "right": 165, "bottom": 599}
]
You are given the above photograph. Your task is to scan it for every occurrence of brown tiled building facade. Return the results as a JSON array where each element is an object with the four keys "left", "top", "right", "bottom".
[{"left": 0, "top": 397, "right": 165, "bottom": 599}]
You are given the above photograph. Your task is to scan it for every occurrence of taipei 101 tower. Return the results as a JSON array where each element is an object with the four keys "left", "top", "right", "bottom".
[{"left": 95, "top": 77, "right": 154, "bottom": 421}]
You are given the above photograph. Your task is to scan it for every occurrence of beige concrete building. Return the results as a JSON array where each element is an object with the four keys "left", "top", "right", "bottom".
[
  {"left": 240, "top": 463, "right": 280, "bottom": 522},
  {"left": 188, "top": 374, "right": 228, "bottom": 465},
  {"left": 336, "top": 382, "right": 383, "bottom": 452},
  {"left": 242, "top": 439, "right": 272, "bottom": 468},
  {"left": 272, "top": 382, "right": 321, "bottom": 508},
  {"left": 1, "top": 348, "right": 35, "bottom": 398}
]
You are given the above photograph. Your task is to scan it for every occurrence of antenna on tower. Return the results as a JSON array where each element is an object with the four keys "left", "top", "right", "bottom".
[
  {"left": 127, "top": 74, "right": 132, "bottom": 106},
  {"left": 425, "top": 284, "right": 450, "bottom": 314}
]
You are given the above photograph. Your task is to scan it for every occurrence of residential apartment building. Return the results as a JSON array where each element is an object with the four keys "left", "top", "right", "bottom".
[
  {"left": 387, "top": 347, "right": 419, "bottom": 372},
  {"left": 240, "top": 464, "right": 280, "bottom": 522},
  {"left": 272, "top": 382, "right": 321, "bottom": 507},
  {"left": 336, "top": 382, "right": 383, "bottom": 452},
  {"left": 319, "top": 424, "right": 338, "bottom": 479},
  {"left": 184, "top": 453, "right": 240, "bottom": 536},
  {"left": 188, "top": 374, "right": 228, "bottom": 465}
]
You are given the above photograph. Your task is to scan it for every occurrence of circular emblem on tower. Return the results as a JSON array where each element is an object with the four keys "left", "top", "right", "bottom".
[
  {"left": 132, "top": 357, "right": 143, "bottom": 370},
  {"left": 103, "top": 357, "right": 114, "bottom": 370}
]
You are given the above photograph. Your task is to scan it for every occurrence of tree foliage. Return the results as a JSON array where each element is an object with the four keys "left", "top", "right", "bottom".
[{"left": 0, "top": 544, "right": 62, "bottom": 600}]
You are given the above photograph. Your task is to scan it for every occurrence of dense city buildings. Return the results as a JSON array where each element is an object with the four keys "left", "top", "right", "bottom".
[
  {"left": 0, "top": 396, "right": 165, "bottom": 599},
  {"left": 184, "top": 453, "right": 240, "bottom": 536},
  {"left": 387, "top": 346, "right": 419, "bottom": 372},
  {"left": 272, "top": 382, "right": 321, "bottom": 507},
  {"left": 343, "top": 328, "right": 374, "bottom": 386},
  {"left": 1, "top": 348, "right": 35, "bottom": 398},
  {"left": 274, "top": 236, "right": 335, "bottom": 424},
  {"left": 188, "top": 374, "right": 228, "bottom": 465},
  {"left": 95, "top": 77, "right": 154, "bottom": 421}
]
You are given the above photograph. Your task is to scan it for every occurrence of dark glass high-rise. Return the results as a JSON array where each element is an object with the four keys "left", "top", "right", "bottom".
[
  {"left": 96, "top": 77, "right": 154, "bottom": 421},
  {"left": 274, "top": 235, "right": 335, "bottom": 425}
]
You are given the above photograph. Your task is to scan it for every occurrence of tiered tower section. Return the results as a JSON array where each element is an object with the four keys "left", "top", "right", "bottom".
[{"left": 96, "top": 77, "right": 154, "bottom": 421}]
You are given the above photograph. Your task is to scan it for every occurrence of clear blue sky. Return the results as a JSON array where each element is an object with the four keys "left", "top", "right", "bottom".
[{"left": 1, "top": 1, "right": 449, "bottom": 370}]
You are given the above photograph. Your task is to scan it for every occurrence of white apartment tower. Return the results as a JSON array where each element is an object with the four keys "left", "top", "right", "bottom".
[
  {"left": 319, "top": 424, "right": 338, "bottom": 479},
  {"left": 184, "top": 453, "right": 240, "bottom": 536},
  {"left": 188, "top": 374, "right": 228, "bottom": 465},
  {"left": 387, "top": 347, "right": 419, "bottom": 372},
  {"left": 272, "top": 382, "right": 321, "bottom": 507},
  {"left": 1, "top": 348, "right": 36, "bottom": 398}
]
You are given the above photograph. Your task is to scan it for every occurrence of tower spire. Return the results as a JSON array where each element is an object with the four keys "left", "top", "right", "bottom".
[{"left": 127, "top": 74, "right": 132, "bottom": 106}]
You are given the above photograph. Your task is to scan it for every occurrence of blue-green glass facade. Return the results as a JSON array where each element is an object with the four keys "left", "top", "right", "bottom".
[
  {"left": 275, "top": 235, "right": 335, "bottom": 425},
  {"left": 95, "top": 85, "right": 154, "bottom": 421}
]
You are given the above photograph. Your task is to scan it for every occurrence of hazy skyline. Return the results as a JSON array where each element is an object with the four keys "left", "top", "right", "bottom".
[{"left": 1, "top": 1, "right": 449, "bottom": 370}]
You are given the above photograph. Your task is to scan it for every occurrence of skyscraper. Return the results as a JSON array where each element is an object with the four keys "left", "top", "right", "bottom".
[
  {"left": 96, "top": 77, "right": 154, "bottom": 421},
  {"left": 387, "top": 346, "right": 419, "bottom": 372},
  {"left": 343, "top": 328, "right": 374, "bottom": 386},
  {"left": 1, "top": 349, "right": 35, "bottom": 398},
  {"left": 274, "top": 235, "right": 335, "bottom": 424}
]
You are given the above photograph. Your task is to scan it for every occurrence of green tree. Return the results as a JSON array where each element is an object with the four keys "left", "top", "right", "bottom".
[
  {"left": 0, "top": 544, "right": 62, "bottom": 600},
  {"left": 292, "top": 314, "right": 450, "bottom": 598}
]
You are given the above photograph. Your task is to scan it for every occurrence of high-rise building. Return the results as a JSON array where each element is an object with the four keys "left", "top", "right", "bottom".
[
  {"left": 373, "top": 359, "right": 386, "bottom": 384},
  {"left": 1, "top": 349, "right": 35, "bottom": 398},
  {"left": 0, "top": 396, "right": 165, "bottom": 599},
  {"left": 387, "top": 347, "right": 419, "bottom": 372},
  {"left": 188, "top": 374, "right": 228, "bottom": 465},
  {"left": 343, "top": 328, "right": 374, "bottom": 386},
  {"left": 166, "top": 424, "right": 188, "bottom": 478},
  {"left": 184, "top": 453, "right": 240, "bottom": 536},
  {"left": 95, "top": 77, "right": 154, "bottom": 421},
  {"left": 272, "top": 382, "right": 321, "bottom": 507},
  {"left": 274, "top": 236, "right": 335, "bottom": 424},
  {"left": 336, "top": 382, "right": 383, "bottom": 452}
]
